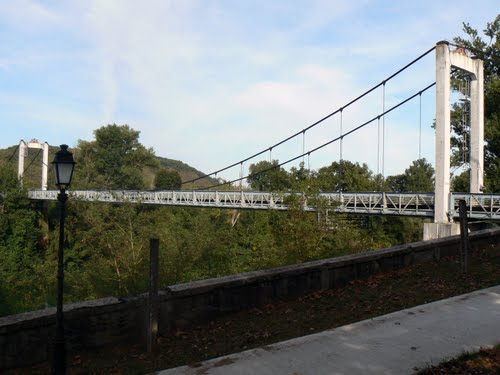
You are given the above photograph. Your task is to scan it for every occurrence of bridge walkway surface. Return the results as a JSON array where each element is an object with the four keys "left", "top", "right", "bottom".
[{"left": 155, "top": 285, "right": 500, "bottom": 375}]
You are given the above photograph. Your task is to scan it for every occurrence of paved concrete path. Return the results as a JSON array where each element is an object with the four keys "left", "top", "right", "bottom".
[{"left": 155, "top": 285, "right": 500, "bottom": 375}]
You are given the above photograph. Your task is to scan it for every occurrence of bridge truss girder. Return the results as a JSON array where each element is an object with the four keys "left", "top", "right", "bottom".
[
  {"left": 28, "top": 190, "right": 436, "bottom": 217},
  {"left": 29, "top": 190, "right": 500, "bottom": 220}
]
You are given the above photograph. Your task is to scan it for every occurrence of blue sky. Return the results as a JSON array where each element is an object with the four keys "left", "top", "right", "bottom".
[{"left": 0, "top": 1, "right": 498, "bottom": 182}]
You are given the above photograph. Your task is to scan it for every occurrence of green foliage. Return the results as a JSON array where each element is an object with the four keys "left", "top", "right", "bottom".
[
  {"left": 0, "top": 155, "right": 436, "bottom": 317},
  {"left": 453, "top": 15, "right": 500, "bottom": 191},
  {"left": 0, "top": 161, "right": 46, "bottom": 315},
  {"left": 451, "top": 170, "right": 470, "bottom": 192},
  {"left": 74, "top": 124, "right": 157, "bottom": 189},
  {"left": 386, "top": 158, "right": 434, "bottom": 192},
  {"left": 247, "top": 160, "right": 291, "bottom": 191},
  {"left": 0, "top": 161, "right": 18, "bottom": 193},
  {"left": 67, "top": 203, "right": 152, "bottom": 297},
  {"left": 455, "top": 16, "right": 500, "bottom": 82},
  {"left": 316, "top": 160, "right": 376, "bottom": 192},
  {"left": 370, "top": 216, "right": 427, "bottom": 246},
  {"left": 449, "top": 101, "right": 470, "bottom": 168},
  {"left": 155, "top": 169, "right": 182, "bottom": 190},
  {"left": 288, "top": 162, "right": 313, "bottom": 191}
]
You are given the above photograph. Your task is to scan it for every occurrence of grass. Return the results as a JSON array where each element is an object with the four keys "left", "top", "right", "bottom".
[{"left": 7, "top": 243, "right": 500, "bottom": 374}]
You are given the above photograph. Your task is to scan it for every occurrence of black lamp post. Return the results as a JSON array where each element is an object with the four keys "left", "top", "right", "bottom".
[{"left": 52, "top": 144, "right": 76, "bottom": 375}]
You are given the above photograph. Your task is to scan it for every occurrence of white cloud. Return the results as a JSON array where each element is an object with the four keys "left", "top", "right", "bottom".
[{"left": 0, "top": 0, "right": 60, "bottom": 28}]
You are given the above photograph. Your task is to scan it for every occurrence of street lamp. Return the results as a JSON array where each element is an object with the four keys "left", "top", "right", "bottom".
[{"left": 52, "top": 144, "right": 76, "bottom": 375}]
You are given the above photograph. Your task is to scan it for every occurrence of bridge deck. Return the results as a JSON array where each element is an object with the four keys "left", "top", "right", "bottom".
[{"left": 27, "top": 190, "right": 500, "bottom": 220}]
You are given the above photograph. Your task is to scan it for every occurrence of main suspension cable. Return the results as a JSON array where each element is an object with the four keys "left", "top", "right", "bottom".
[
  {"left": 182, "top": 45, "right": 437, "bottom": 186},
  {"left": 8, "top": 143, "right": 21, "bottom": 162},
  {"left": 201, "top": 81, "right": 436, "bottom": 190}
]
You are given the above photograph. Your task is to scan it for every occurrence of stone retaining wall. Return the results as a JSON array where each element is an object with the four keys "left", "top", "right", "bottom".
[{"left": 1, "top": 228, "right": 499, "bottom": 369}]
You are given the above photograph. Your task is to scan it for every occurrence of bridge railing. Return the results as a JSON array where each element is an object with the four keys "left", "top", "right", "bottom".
[
  {"left": 450, "top": 193, "right": 500, "bottom": 220},
  {"left": 27, "top": 190, "right": 436, "bottom": 217},
  {"left": 321, "top": 192, "right": 435, "bottom": 217},
  {"left": 30, "top": 190, "right": 500, "bottom": 220}
]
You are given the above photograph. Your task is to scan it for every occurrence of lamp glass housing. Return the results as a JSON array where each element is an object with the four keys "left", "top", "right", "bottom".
[{"left": 52, "top": 144, "right": 76, "bottom": 189}]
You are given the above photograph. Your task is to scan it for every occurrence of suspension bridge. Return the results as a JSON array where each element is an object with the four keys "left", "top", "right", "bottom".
[
  {"left": 22, "top": 41, "right": 494, "bottom": 237},
  {"left": 26, "top": 189, "right": 500, "bottom": 221}
]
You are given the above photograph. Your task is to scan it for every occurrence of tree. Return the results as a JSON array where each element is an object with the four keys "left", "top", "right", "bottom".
[
  {"left": 0, "top": 161, "right": 46, "bottom": 315},
  {"left": 0, "top": 162, "right": 41, "bottom": 267},
  {"left": 247, "top": 160, "right": 291, "bottom": 191},
  {"left": 288, "top": 162, "right": 313, "bottom": 191},
  {"left": 449, "top": 101, "right": 470, "bottom": 169},
  {"left": 315, "top": 160, "right": 376, "bottom": 192},
  {"left": 74, "top": 124, "right": 157, "bottom": 190},
  {"left": 385, "top": 174, "right": 405, "bottom": 193},
  {"left": 0, "top": 161, "right": 18, "bottom": 194},
  {"left": 453, "top": 16, "right": 500, "bottom": 191},
  {"left": 388, "top": 158, "right": 434, "bottom": 193},
  {"left": 372, "top": 159, "right": 434, "bottom": 246},
  {"left": 155, "top": 169, "right": 182, "bottom": 190},
  {"left": 451, "top": 170, "right": 469, "bottom": 192}
]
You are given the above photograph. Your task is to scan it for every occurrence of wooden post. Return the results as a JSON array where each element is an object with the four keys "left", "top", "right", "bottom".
[
  {"left": 458, "top": 200, "right": 470, "bottom": 274},
  {"left": 147, "top": 238, "right": 159, "bottom": 352}
]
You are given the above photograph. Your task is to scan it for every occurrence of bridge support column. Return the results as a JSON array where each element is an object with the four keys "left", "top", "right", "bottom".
[
  {"left": 434, "top": 41, "right": 452, "bottom": 225},
  {"left": 18, "top": 140, "right": 27, "bottom": 184},
  {"left": 425, "top": 41, "right": 484, "bottom": 240},
  {"left": 17, "top": 139, "right": 50, "bottom": 190},
  {"left": 41, "top": 142, "right": 49, "bottom": 190},
  {"left": 423, "top": 222, "right": 460, "bottom": 240},
  {"left": 470, "top": 59, "right": 484, "bottom": 193}
]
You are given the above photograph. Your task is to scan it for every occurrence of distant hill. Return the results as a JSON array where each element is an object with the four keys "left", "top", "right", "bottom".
[
  {"left": 0, "top": 145, "right": 218, "bottom": 190},
  {"left": 144, "top": 156, "right": 219, "bottom": 189}
]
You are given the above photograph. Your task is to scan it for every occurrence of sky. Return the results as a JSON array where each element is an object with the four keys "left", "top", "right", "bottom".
[{"left": 0, "top": 1, "right": 498, "bottom": 183}]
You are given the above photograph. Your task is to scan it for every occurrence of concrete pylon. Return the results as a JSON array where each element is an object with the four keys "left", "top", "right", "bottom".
[
  {"left": 470, "top": 59, "right": 484, "bottom": 193},
  {"left": 18, "top": 140, "right": 27, "bottom": 183},
  {"left": 434, "top": 42, "right": 452, "bottom": 225},
  {"left": 424, "top": 41, "right": 485, "bottom": 240},
  {"left": 17, "top": 139, "right": 50, "bottom": 190}
]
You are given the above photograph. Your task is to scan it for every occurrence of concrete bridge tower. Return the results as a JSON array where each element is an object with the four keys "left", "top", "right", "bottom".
[
  {"left": 18, "top": 139, "right": 49, "bottom": 190},
  {"left": 424, "top": 41, "right": 484, "bottom": 239}
]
